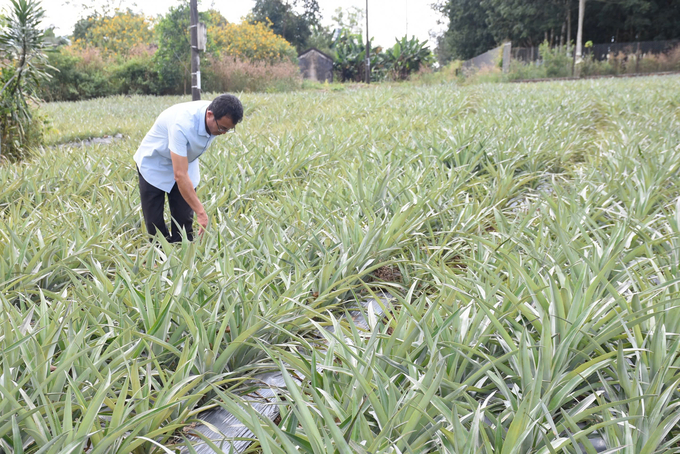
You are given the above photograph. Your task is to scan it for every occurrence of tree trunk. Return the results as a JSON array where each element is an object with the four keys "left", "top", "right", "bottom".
[
  {"left": 282, "top": 10, "right": 287, "bottom": 41},
  {"left": 567, "top": 3, "right": 571, "bottom": 50}
]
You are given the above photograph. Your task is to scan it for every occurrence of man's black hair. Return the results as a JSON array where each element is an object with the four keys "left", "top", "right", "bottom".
[{"left": 209, "top": 94, "right": 243, "bottom": 124}]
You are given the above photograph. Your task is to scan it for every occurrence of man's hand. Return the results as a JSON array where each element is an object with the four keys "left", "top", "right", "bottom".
[
  {"left": 171, "top": 151, "right": 208, "bottom": 239},
  {"left": 196, "top": 210, "right": 208, "bottom": 236}
]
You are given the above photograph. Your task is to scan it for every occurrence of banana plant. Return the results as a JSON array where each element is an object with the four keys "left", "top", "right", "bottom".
[
  {"left": 384, "top": 36, "right": 435, "bottom": 80},
  {"left": 332, "top": 30, "right": 385, "bottom": 82}
]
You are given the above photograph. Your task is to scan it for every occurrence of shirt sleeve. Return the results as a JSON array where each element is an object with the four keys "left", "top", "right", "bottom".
[{"left": 168, "top": 123, "right": 189, "bottom": 157}]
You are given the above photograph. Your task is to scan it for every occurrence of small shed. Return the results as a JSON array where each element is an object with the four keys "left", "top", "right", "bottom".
[{"left": 298, "top": 48, "right": 334, "bottom": 83}]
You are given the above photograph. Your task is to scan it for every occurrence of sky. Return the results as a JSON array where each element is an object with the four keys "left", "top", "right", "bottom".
[{"left": 0, "top": 0, "right": 446, "bottom": 49}]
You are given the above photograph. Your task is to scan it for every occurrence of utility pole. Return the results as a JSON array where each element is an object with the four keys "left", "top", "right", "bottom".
[
  {"left": 575, "top": 0, "right": 586, "bottom": 64},
  {"left": 190, "top": 0, "right": 200, "bottom": 100},
  {"left": 365, "top": 0, "right": 370, "bottom": 84},
  {"left": 405, "top": 0, "right": 408, "bottom": 36}
]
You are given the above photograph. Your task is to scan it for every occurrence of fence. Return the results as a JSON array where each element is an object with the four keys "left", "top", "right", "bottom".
[
  {"left": 586, "top": 40, "right": 679, "bottom": 61},
  {"left": 512, "top": 46, "right": 541, "bottom": 63},
  {"left": 512, "top": 39, "right": 679, "bottom": 63}
]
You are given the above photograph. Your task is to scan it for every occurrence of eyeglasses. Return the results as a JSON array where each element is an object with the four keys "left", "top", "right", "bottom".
[
  {"left": 216, "top": 122, "right": 234, "bottom": 134},
  {"left": 216, "top": 123, "right": 234, "bottom": 133}
]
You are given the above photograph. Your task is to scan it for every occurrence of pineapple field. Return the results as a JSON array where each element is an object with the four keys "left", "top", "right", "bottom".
[{"left": 2, "top": 75, "right": 680, "bottom": 453}]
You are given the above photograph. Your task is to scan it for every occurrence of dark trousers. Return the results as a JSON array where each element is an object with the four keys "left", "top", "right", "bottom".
[{"left": 138, "top": 169, "right": 194, "bottom": 243}]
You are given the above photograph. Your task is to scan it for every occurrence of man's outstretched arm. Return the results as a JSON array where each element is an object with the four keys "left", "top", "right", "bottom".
[{"left": 171, "top": 151, "right": 208, "bottom": 234}]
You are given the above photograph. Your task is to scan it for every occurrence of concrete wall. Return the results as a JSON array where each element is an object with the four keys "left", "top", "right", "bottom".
[
  {"left": 463, "top": 42, "right": 512, "bottom": 74},
  {"left": 299, "top": 49, "right": 333, "bottom": 83}
]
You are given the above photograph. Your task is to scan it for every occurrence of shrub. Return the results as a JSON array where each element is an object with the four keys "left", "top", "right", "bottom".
[
  {"left": 65, "top": 44, "right": 108, "bottom": 71},
  {"left": 203, "top": 55, "right": 301, "bottom": 93},
  {"left": 634, "top": 46, "right": 680, "bottom": 73},
  {"left": 668, "top": 45, "right": 680, "bottom": 71},
  {"left": 40, "top": 47, "right": 115, "bottom": 101},
  {"left": 580, "top": 55, "right": 619, "bottom": 77},
  {"left": 409, "top": 60, "right": 462, "bottom": 85},
  {"left": 111, "top": 53, "right": 159, "bottom": 95},
  {"left": 467, "top": 65, "right": 504, "bottom": 84},
  {"left": 209, "top": 18, "right": 298, "bottom": 64},
  {"left": 72, "top": 10, "right": 154, "bottom": 57},
  {"left": 539, "top": 41, "right": 572, "bottom": 78},
  {"left": 504, "top": 59, "right": 547, "bottom": 81},
  {"left": 499, "top": 41, "right": 572, "bottom": 82},
  {"left": 513, "top": 43, "right": 680, "bottom": 80},
  {"left": 40, "top": 50, "right": 82, "bottom": 101},
  {"left": 384, "top": 36, "right": 435, "bottom": 81},
  {"left": 41, "top": 44, "right": 164, "bottom": 101}
]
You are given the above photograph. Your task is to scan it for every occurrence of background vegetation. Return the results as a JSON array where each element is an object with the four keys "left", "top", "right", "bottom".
[
  {"left": 38, "top": 2, "right": 434, "bottom": 101},
  {"left": 448, "top": 41, "right": 680, "bottom": 84},
  {"left": 435, "top": 0, "right": 680, "bottom": 62},
  {"left": 71, "top": 10, "right": 153, "bottom": 57},
  {"left": 0, "top": 0, "right": 437, "bottom": 159},
  {"left": 249, "top": 0, "right": 321, "bottom": 53},
  {"left": 2, "top": 74, "right": 680, "bottom": 453},
  {"left": 40, "top": 6, "right": 301, "bottom": 101}
]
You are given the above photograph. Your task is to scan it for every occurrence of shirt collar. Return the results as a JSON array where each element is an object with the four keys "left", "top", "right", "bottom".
[{"left": 199, "top": 105, "right": 211, "bottom": 137}]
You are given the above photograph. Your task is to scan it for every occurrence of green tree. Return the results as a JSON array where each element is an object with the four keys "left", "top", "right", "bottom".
[
  {"left": 483, "top": 0, "right": 572, "bottom": 47},
  {"left": 435, "top": 0, "right": 575, "bottom": 61},
  {"left": 305, "top": 23, "right": 333, "bottom": 56},
  {"left": 250, "top": 0, "right": 321, "bottom": 52},
  {"left": 433, "top": 0, "right": 496, "bottom": 60},
  {"left": 433, "top": 0, "right": 680, "bottom": 62},
  {"left": 72, "top": 13, "right": 96, "bottom": 41},
  {"left": 0, "top": 0, "right": 49, "bottom": 160},
  {"left": 153, "top": 5, "right": 225, "bottom": 95},
  {"left": 331, "top": 6, "right": 364, "bottom": 36},
  {"left": 582, "top": 0, "right": 680, "bottom": 42}
]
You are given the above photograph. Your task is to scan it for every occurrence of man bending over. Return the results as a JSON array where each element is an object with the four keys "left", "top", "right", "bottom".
[{"left": 134, "top": 94, "right": 243, "bottom": 242}]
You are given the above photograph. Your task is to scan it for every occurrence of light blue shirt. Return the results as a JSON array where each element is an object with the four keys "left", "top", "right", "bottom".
[{"left": 134, "top": 101, "right": 216, "bottom": 193}]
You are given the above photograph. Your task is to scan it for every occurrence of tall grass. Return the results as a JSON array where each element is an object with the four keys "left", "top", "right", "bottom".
[
  {"left": 1, "top": 76, "right": 680, "bottom": 453},
  {"left": 204, "top": 56, "right": 302, "bottom": 93}
]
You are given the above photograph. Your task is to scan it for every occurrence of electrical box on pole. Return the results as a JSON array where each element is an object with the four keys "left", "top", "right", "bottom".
[
  {"left": 190, "top": 0, "right": 200, "bottom": 100},
  {"left": 198, "top": 22, "right": 207, "bottom": 51}
]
